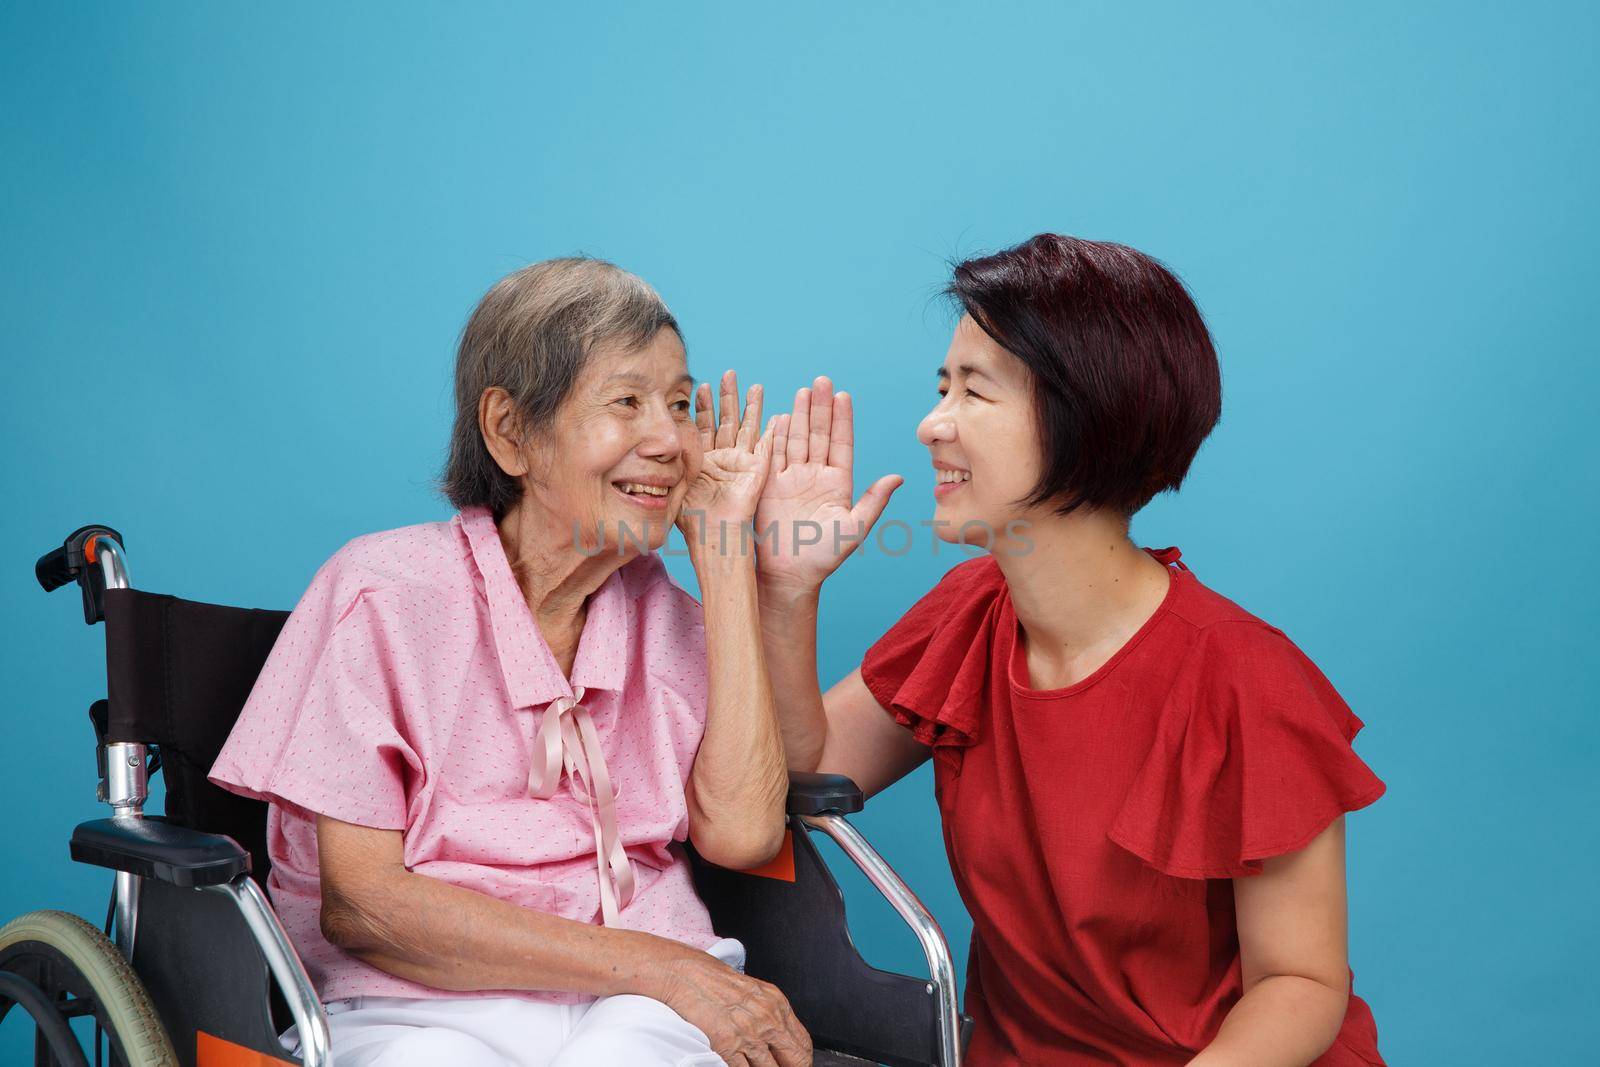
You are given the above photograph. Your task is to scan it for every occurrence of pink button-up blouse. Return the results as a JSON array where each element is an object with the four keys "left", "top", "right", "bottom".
[{"left": 208, "top": 505, "right": 720, "bottom": 1004}]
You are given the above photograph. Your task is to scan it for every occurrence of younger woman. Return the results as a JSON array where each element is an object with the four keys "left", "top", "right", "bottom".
[{"left": 754, "top": 234, "right": 1387, "bottom": 1066}]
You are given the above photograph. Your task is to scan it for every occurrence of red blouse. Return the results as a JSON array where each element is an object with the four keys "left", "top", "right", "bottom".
[{"left": 860, "top": 548, "right": 1387, "bottom": 1066}]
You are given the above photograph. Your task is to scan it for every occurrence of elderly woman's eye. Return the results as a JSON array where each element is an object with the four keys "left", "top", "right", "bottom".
[
  {"left": 670, "top": 399, "right": 692, "bottom": 416},
  {"left": 615, "top": 395, "right": 638, "bottom": 408}
]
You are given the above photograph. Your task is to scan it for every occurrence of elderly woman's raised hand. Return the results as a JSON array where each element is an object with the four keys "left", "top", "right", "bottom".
[
  {"left": 754, "top": 376, "right": 902, "bottom": 594},
  {"left": 678, "top": 370, "right": 775, "bottom": 556}
]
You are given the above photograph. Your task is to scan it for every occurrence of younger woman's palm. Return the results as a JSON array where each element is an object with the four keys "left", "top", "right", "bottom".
[{"left": 757, "top": 377, "right": 901, "bottom": 589}]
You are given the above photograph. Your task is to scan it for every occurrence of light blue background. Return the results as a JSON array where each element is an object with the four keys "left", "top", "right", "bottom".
[{"left": 4, "top": 3, "right": 1595, "bottom": 1063}]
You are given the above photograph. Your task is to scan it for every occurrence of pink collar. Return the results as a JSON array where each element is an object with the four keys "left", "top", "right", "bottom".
[
  {"left": 455, "top": 506, "right": 632, "bottom": 706},
  {"left": 456, "top": 505, "right": 637, "bottom": 924}
]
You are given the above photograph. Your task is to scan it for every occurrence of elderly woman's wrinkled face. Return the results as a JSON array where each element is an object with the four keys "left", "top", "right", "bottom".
[
  {"left": 915, "top": 314, "right": 1043, "bottom": 548},
  {"left": 528, "top": 329, "right": 702, "bottom": 554}
]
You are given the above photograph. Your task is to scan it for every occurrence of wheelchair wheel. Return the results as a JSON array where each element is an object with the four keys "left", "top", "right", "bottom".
[{"left": 0, "top": 909, "right": 177, "bottom": 1067}]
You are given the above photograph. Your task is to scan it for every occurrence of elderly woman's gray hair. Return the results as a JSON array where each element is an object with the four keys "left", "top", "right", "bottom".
[{"left": 440, "top": 256, "right": 681, "bottom": 519}]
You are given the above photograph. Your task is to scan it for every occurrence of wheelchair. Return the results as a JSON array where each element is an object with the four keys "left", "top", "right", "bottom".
[{"left": 1, "top": 524, "right": 971, "bottom": 1067}]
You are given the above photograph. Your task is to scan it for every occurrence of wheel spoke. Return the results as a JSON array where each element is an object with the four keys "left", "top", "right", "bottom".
[
  {"left": 0, "top": 971, "right": 90, "bottom": 1067},
  {"left": 58, "top": 993, "right": 101, "bottom": 1019}
]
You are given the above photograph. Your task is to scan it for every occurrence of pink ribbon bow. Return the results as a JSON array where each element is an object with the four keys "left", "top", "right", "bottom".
[{"left": 526, "top": 687, "right": 636, "bottom": 925}]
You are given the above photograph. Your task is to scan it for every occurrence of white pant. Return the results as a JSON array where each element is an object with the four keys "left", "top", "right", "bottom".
[{"left": 278, "top": 937, "right": 747, "bottom": 1067}]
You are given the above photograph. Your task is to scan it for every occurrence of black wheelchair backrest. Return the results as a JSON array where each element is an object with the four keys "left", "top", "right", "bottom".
[{"left": 103, "top": 588, "right": 291, "bottom": 884}]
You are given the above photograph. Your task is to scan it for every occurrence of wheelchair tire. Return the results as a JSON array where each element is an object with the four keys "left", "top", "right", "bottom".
[{"left": 0, "top": 908, "right": 178, "bottom": 1067}]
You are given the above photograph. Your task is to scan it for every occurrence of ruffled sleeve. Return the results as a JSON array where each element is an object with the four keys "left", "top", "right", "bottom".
[
  {"left": 208, "top": 553, "right": 421, "bottom": 831},
  {"left": 859, "top": 556, "right": 1008, "bottom": 748},
  {"left": 1106, "top": 621, "right": 1387, "bottom": 879}
]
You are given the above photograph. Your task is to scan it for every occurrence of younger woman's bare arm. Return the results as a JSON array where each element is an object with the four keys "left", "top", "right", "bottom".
[{"left": 1187, "top": 817, "right": 1353, "bottom": 1066}]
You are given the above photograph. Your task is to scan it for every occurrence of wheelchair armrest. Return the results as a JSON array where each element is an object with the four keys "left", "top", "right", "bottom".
[
  {"left": 71, "top": 816, "right": 250, "bottom": 888},
  {"left": 786, "top": 770, "right": 864, "bottom": 816}
]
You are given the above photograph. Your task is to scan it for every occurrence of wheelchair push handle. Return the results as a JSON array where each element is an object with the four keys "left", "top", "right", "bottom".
[
  {"left": 35, "top": 546, "right": 76, "bottom": 592},
  {"left": 36, "top": 524, "right": 128, "bottom": 624}
]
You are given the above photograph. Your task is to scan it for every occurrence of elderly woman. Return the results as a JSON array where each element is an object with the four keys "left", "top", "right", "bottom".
[
  {"left": 209, "top": 258, "right": 811, "bottom": 1067},
  {"left": 754, "top": 235, "right": 1388, "bottom": 1065}
]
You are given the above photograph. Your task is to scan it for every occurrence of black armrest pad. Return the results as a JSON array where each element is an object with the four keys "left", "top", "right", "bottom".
[
  {"left": 786, "top": 771, "right": 865, "bottom": 816},
  {"left": 71, "top": 816, "right": 250, "bottom": 888}
]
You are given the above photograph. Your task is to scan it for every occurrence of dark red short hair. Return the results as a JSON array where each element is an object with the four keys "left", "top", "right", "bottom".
[{"left": 948, "top": 234, "right": 1222, "bottom": 517}]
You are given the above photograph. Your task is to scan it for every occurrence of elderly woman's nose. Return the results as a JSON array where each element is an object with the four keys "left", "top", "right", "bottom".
[{"left": 636, "top": 403, "right": 684, "bottom": 458}]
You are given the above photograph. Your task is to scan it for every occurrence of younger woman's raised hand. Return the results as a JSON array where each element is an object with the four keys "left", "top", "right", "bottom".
[{"left": 755, "top": 376, "right": 902, "bottom": 594}]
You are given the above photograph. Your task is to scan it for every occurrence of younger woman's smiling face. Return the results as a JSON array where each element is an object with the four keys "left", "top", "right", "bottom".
[{"left": 916, "top": 314, "right": 1044, "bottom": 547}]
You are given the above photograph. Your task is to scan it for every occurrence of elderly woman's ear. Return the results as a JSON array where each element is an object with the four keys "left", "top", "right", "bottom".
[{"left": 478, "top": 386, "right": 532, "bottom": 480}]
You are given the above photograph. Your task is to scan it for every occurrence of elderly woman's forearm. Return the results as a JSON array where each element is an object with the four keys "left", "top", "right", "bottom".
[
  {"left": 755, "top": 581, "right": 828, "bottom": 773},
  {"left": 689, "top": 555, "right": 789, "bottom": 866},
  {"left": 322, "top": 866, "right": 692, "bottom": 998}
]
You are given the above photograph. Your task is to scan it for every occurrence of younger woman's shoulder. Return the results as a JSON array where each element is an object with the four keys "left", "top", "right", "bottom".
[
  {"left": 1165, "top": 569, "right": 1334, "bottom": 681},
  {"left": 1165, "top": 565, "right": 1269, "bottom": 632},
  {"left": 1109, "top": 570, "right": 1387, "bottom": 879},
  {"left": 902, "top": 553, "right": 1008, "bottom": 620},
  {"left": 859, "top": 554, "right": 1008, "bottom": 750},
  {"left": 869, "top": 554, "right": 1010, "bottom": 665},
  {"left": 937, "top": 552, "right": 1008, "bottom": 593}
]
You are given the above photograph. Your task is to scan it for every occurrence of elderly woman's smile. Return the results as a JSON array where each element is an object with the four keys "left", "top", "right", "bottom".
[{"left": 613, "top": 480, "right": 674, "bottom": 503}]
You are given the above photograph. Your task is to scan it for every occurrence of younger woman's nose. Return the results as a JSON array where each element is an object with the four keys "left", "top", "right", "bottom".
[{"left": 917, "top": 403, "right": 955, "bottom": 447}]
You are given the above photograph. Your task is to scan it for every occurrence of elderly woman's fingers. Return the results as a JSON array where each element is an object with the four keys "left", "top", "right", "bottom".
[
  {"left": 771, "top": 1036, "right": 811, "bottom": 1067},
  {"left": 757, "top": 1015, "right": 810, "bottom": 1065},
  {"left": 807, "top": 377, "right": 833, "bottom": 464},
  {"left": 737, "top": 384, "right": 764, "bottom": 452},
  {"left": 717, "top": 370, "right": 740, "bottom": 450},
  {"left": 694, "top": 383, "right": 716, "bottom": 449},
  {"left": 827, "top": 391, "right": 853, "bottom": 471},
  {"left": 766, "top": 1023, "right": 811, "bottom": 1067},
  {"left": 786, "top": 388, "right": 812, "bottom": 466},
  {"left": 748, "top": 422, "right": 774, "bottom": 495},
  {"left": 769, "top": 415, "right": 789, "bottom": 476},
  {"left": 753, "top": 417, "right": 776, "bottom": 467},
  {"left": 772, "top": 988, "right": 813, "bottom": 1065}
]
